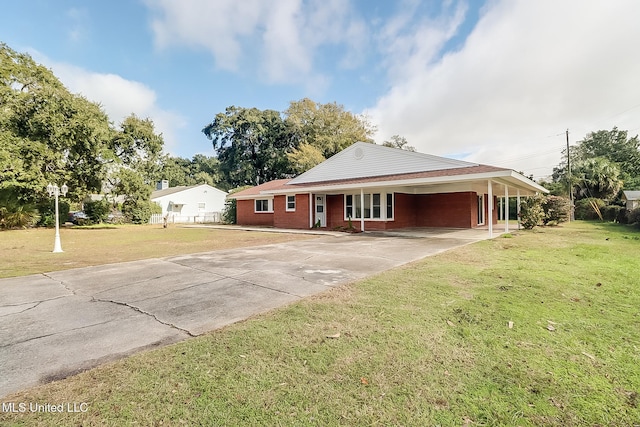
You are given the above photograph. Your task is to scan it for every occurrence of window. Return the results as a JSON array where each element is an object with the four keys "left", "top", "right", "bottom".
[
  {"left": 477, "top": 195, "right": 485, "bottom": 225},
  {"left": 372, "top": 194, "right": 381, "bottom": 218},
  {"left": 344, "top": 193, "right": 392, "bottom": 220},
  {"left": 386, "top": 193, "right": 394, "bottom": 219},
  {"left": 286, "top": 195, "right": 296, "bottom": 211},
  {"left": 198, "top": 202, "right": 205, "bottom": 212},
  {"left": 255, "top": 199, "right": 272, "bottom": 212}
]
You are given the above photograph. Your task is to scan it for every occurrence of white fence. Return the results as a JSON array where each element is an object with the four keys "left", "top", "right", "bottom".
[{"left": 149, "top": 212, "right": 222, "bottom": 225}]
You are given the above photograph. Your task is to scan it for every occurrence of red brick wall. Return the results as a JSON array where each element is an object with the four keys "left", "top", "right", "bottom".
[
  {"left": 274, "top": 194, "right": 311, "bottom": 229},
  {"left": 236, "top": 199, "right": 274, "bottom": 226},
  {"left": 414, "top": 192, "right": 476, "bottom": 228},
  {"left": 326, "top": 195, "right": 343, "bottom": 229},
  {"left": 391, "top": 193, "right": 417, "bottom": 228}
]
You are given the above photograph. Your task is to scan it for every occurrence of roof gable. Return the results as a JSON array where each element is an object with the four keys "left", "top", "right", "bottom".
[
  {"left": 151, "top": 183, "right": 226, "bottom": 199},
  {"left": 289, "top": 142, "right": 478, "bottom": 185},
  {"left": 622, "top": 190, "right": 640, "bottom": 201}
]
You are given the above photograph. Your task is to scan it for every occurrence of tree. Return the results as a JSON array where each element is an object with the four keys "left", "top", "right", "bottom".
[
  {"left": 109, "top": 114, "right": 164, "bottom": 183},
  {"left": 383, "top": 135, "right": 415, "bottom": 151},
  {"left": 114, "top": 168, "right": 160, "bottom": 224},
  {"left": 553, "top": 128, "right": 640, "bottom": 198},
  {"left": 573, "top": 157, "right": 622, "bottom": 201},
  {"left": 287, "top": 143, "right": 325, "bottom": 174},
  {"left": 1, "top": 43, "right": 114, "bottom": 204},
  {"left": 202, "top": 106, "right": 297, "bottom": 187},
  {"left": 285, "top": 98, "right": 376, "bottom": 159}
]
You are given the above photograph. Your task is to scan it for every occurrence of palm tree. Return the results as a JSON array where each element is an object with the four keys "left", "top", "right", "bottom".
[{"left": 574, "top": 157, "right": 622, "bottom": 201}]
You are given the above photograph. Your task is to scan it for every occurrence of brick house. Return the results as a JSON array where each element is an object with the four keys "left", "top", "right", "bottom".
[{"left": 229, "top": 142, "right": 548, "bottom": 236}]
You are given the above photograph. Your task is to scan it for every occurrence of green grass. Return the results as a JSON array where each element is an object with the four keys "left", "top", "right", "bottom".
[
  {"left": 0, "top": 225, "right": 313, "bottom": 278},
  {"left": 1, "top": 222, "right": 639, "bottom": 426}
]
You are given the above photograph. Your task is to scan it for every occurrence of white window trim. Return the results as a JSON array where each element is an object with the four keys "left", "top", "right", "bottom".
[
  {"left": 344, "top": 192, "right": 394, "bottom": 221},
  {"left": 254, "top": 198, "right": 273, "bottom": 213},
  {"left": 286, "top": 195, "right": 296, "bottom": 212},
  {"left": 477, "top": 194, "right": 485, "bottom": 225}
]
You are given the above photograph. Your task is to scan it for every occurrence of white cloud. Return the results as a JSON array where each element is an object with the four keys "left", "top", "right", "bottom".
[
  {"left": 66, "top": 7, "right": 90, "bottom": 43},
  {"left": 144, "top": 0, "right": 365, "bottom": 86},
  {"left": 30, "top": 52, "right": 187, "bottom": 153},
  {"left": 368, "top": 0, "right": 640, "bottom": 179}
]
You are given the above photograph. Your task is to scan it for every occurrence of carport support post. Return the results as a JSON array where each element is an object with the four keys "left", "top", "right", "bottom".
[
  {"left": 517, "top": 190, "right": 521, "bottom": 230},
  {"left": 504, "top": 186, "right": 509, "bottom": 233},
  {"left": 309, "top": 192, "right": 313, "bottom": 228},
  {"left": 360, "top": 188, "right": 365, "bottom": 232},
  {"left": 488, "top": 180, "right": 493, "bottom": 238}
]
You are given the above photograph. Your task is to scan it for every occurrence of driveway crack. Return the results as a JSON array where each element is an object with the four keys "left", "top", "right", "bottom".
[
  {"left": 91, "top": 297, "right": 195, "bottom": 337},
  {"left": 42, "top": 273, "right": 76, "bottom": 295}
]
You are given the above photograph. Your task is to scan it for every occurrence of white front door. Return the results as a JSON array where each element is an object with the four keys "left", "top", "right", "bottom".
[{"left": 315, "top": 195, "right": 326, "bottom": 227}]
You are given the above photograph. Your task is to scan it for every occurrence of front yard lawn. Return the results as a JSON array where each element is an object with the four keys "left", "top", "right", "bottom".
[
  {"left": 1, "top": 221, "right": 639, "bottom": 426},
  {"left": 0, "top": 225, "right": 314, "bottom": 278}
]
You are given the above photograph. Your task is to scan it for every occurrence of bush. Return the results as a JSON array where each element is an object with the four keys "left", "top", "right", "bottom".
[
  {"left": 0, "top": 204, "right": 38, "bottom": 229},
  {"left": 519, "top": 195, "right": 544, "bottom": 229},
  {"left": 629, "top": 207, "right": 640, "bottom": 225},
  {"left": 221, "top": 199, "right": 237, "bottom": 224},
  {"left": 574, "top": 198, "right": 605, "bottom": 220},
  {"left": 84, "top": 199, "right": 111, "bottom": 224},
  {"left": 122, "top": 199, "right": 162, "bottom": 224},
  {"left": 36, "top": 200, "right": 70, "bottom": 227},
  {"left": 617, "top": 207, "right": 629, "bottom": 224},
  {"left": 542, "top": 196, "right": 570, "bottom": 225},
  {"left": 601, "top": 205, "right": 622, "bottom": 222}
]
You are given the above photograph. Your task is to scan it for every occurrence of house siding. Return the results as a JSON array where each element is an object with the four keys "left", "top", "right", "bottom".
[
  {"left": 274, "top": 194, "right": 310, "bottom": 229},
  {"left": 236, "top": 199, "right": 274, "bottom": 226}
]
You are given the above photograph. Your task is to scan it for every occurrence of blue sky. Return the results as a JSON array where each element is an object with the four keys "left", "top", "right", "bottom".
[{"left": 2, "top": 0, "right": 640, "bottom": 180}]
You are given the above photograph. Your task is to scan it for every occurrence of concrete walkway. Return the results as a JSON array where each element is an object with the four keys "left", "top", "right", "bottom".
[{"left": 0, "top": 229, "right": 489, "bottom": 398}]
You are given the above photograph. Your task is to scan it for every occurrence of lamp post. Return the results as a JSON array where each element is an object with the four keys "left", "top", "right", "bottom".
[{"left": 47, "top": 183, "right": 68, "bottom": 253}]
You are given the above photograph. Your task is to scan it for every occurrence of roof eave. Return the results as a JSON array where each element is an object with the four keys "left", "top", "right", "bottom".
[{"left": 254, "top": 170, "right": 548, "bottom": 195}]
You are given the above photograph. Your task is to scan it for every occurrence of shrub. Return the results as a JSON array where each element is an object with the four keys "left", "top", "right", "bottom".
[
  {"left": 574, "top": 198, "right": 605, "bottom": 220},
  {"left": 601, "top": 205, "right": 621, "bottom": 222},
  {"left": 617, "top": 207, "right": 629, "bottom": 224},
  {"left": 122, "top": 199, "right": 162, "bottom": 224},
  {"left": 221, "top": 199, "right": 237, "bottom": 224},
  {"left": 542, "top": 196, "right": 570, "bottom": 225},
  {"left": 84, "top": 199, "right": 111, "bottom": 224},
  {"left": 0, "top": 204, "right": 38, "bottom": 229},
  {"left": 519, "top": 195, "right": 544, "bottom": 229},
  {"left": 36, "top": 200, "right": 70, "bottom": 227},
  {"left": 629, "top": 207, "right": 640, "bottom": 225}
]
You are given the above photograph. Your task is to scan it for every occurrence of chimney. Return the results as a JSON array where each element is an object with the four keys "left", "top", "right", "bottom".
[{"left": 157, "top": 180, "right": 169, "bottom": 190}]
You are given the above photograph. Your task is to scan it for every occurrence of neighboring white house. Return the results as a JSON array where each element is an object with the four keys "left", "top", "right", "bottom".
[
  {"left": 150, "top": 181, "right": 227, "bottom": 224},
  {"left": 622, "top": 190, "right": 640, "bottom": 210}
]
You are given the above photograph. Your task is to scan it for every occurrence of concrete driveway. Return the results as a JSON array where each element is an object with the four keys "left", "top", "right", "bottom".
[{"left": 0, "top": 229, "right": 487, "bottom": 397}]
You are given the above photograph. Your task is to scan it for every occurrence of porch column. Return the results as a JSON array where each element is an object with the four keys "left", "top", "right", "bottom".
[
  {"left": 504, "top": 186, "right": 509, "bottom": 233},
  {"left": 309, "top": 192, "right": 313, "bottom": 228},
  {"left": 488, "top": 180, "right": 493, "bottom": 238},
  {"left": 360, "top": 188, "right": 365, "bottom": 232},
  {"left": 517, "top": 190, "right": 521, "bottom": 230}
]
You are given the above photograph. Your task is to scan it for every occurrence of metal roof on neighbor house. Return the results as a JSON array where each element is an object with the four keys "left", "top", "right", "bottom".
[
  {"left": 151, "top": 183, "right": 227, "bottom": 199},
  {"left": 622, "top": 190, "right": 640, "bottom": 200}
]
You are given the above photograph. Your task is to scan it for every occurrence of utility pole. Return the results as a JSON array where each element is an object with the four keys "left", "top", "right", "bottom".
[{"left": 566, "top": 129, "right": 574, "bottom": 221}]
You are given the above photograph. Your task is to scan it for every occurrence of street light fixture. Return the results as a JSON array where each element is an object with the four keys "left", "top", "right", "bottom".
[{"left": 47, "top": 183, "right": 68, "bottom": 253}]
